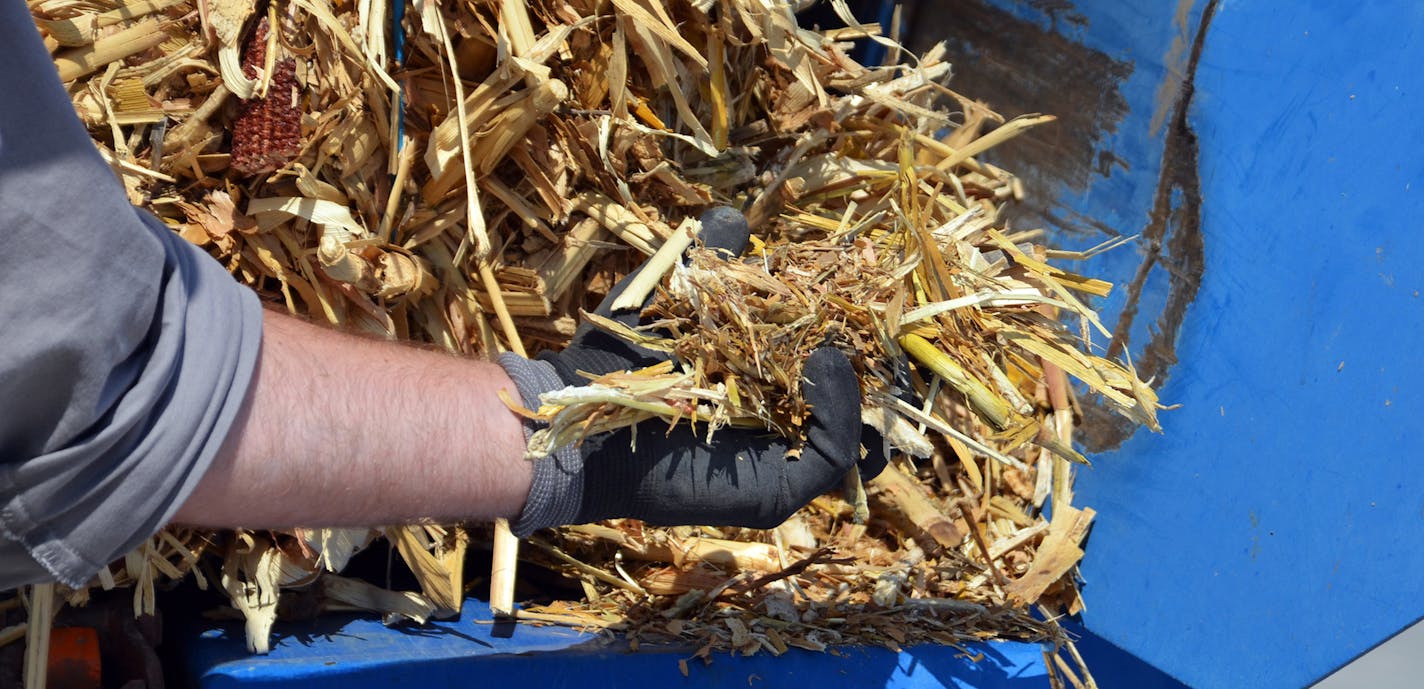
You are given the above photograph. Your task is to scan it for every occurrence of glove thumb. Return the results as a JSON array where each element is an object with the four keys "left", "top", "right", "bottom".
[{"left": 786, "top": 347, "right": 861, "bottom": 493}]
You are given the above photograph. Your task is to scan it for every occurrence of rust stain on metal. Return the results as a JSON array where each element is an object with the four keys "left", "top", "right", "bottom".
[
  {"left": 1149, "top": 0, "right": 1198, "bottom": 137},
  {"left": 1026, "top": 0, "right": 1088, "bottom": 30},
  {"left": 902, "top": 0, "right": 1134, "bottom": 239},
  {"left": 903, "top": 0, "right": 1216, "bottom": 451},
  {"left": 1079, "top": 0, "right": 1218, "bottom": 451}
]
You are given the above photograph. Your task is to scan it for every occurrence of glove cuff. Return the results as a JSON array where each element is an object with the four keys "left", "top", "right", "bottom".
[{"left": 496, "top": 353, "right": 585, "bottom": 536}]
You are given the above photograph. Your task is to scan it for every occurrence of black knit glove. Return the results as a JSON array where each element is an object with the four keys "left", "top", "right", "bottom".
[{"left": 500, "top": 208, "right": 884, "bottom": 534}]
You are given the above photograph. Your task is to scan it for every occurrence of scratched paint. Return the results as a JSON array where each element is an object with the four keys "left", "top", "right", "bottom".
[
  {"left": 902, "top": 0, "right": 1134, "bottom": 240},
  {"left": 1079, "top": 1, "right": 1216, "bottom": 450},
  {"left": 901, "top": 0, "right": 1212, "bottom": 452}
]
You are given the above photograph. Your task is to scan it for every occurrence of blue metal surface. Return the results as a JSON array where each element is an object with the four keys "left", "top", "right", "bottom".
[
  {"left": 951, "top": 2, "right": 1424, "bottom": 688},
  {"left": 171, "top": 599, "right": 1050, "bottom": 689},
  {"left": 897, "top": 1, "right": 1424, "bottom": 685}
]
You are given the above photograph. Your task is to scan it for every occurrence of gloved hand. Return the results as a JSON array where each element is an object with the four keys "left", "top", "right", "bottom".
[{"left": 499, "top": 207, "right": 886, "bottom": 534}]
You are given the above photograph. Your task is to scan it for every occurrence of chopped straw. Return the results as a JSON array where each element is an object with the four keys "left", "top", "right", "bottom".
[{"left": 24, "top": 1, "right": 1166, "bottom": 685}]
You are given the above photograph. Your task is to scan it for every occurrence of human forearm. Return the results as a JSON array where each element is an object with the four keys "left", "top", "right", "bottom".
[
  {"left": 173, "top": 309, "right": 531, "bottom": 528},
  {"left": 171, "top": 207, "right": 868, "bottom": 542}
]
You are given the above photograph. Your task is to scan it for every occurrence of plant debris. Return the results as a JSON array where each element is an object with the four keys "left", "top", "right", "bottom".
[{"left": 19, "top": 0, "right": 1165, "bottom": 686}]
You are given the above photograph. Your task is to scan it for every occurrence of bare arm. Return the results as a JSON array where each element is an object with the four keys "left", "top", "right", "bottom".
[{"left": 173, "top": 309, "right": 531, "bottom": 528}]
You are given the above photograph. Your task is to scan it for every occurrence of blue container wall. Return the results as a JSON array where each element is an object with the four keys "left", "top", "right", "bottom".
[
  {"left": 175, "top": 601, "right": 1057, "bottom": 689},
  {"left": 904, "top": 2, "right": 1424, "bottom": 687}
]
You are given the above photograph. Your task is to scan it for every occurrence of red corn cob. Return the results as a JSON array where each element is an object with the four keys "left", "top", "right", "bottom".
[{"left": 230, "top": 17, "right": 301, "bottom": 177}]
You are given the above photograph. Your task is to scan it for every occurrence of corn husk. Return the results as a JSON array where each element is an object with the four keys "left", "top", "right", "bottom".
[{"left": 23, "top": 0, "right": 1169, "bottom": 684}]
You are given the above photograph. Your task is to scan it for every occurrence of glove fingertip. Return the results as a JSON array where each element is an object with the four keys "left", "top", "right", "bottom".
[{"left": 699, "top": 206, "right": 751, "bottom": 257}]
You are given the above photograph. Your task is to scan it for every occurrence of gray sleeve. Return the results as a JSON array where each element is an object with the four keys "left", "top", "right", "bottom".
[{"left": 0, "top": 11, "right": 263, "bottom": 589}]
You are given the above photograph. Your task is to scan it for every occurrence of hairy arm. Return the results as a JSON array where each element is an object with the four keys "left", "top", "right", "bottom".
[{"left": 173, "top": 309, "right": 532, "bottom": 528}]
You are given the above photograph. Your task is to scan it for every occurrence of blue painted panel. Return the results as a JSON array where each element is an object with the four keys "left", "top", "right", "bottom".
[
  {"left": 904, "top": 1, "right": 1424, "bottom": 686},
  {"left": 1056, "top": 2, "right": 1424, "bottom": 688},
  {"left": 170, "top": 599, "right": 1050, "bottom": 689}
]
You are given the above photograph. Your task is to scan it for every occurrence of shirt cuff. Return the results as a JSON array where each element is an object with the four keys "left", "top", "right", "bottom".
[{"left": 495, "top": 354, "right": 585, "bottom": 536}]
